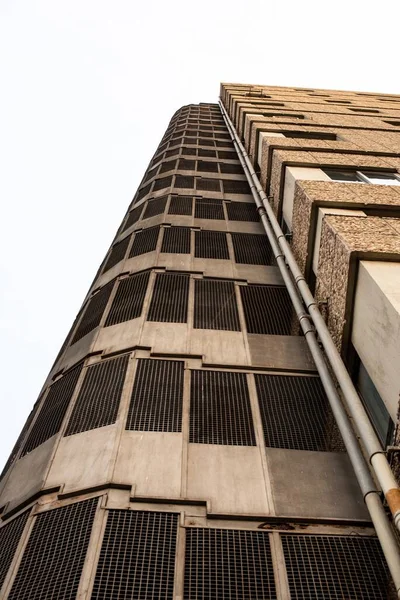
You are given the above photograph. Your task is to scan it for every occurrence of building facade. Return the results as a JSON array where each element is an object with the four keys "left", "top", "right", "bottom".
[{"left": 0, "top": 85, "right": 399, "bottom": 598}]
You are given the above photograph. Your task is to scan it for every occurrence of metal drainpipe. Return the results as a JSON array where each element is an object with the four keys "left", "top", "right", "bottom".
[{"left": 219, "top": 100, "right": 400, "bottom": 594}]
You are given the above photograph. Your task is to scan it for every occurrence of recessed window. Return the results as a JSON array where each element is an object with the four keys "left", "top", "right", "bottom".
[
  {"left": 384, "top": 120, "right": 400, "bottom": 126},
  {"left": 323, "top": 168, "right": 400, "bottom": 185},
  {"left": 356, "top": 360, "right": 393, "bottom": 446},
  {"left": 349, "top": 107, "right": 380, "bottom": 113},
  {"left": 283, "top": 130, "right": 336, "bottom": 141}
]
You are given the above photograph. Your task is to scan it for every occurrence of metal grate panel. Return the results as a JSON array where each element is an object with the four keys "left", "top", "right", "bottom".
[
  {"left": 222, "top": 179, "right": 251, "bottom": 194},
  {"left": 168, "top": 195, "right": 193, "bottom": 215},
  {"left": 198, "top": 148, "right": 217, "bottom": 158},
  {"left": 190, "top": 370, "right": 255, "bottom": 445},
  {"left": 240, "top": 285, "right": 292, "bottom": 334},
  {"left": 231, "top": 232, "right": 273, "bottom": 265},
  {"left": 136, "top": 183, "right": 151, "bottom": 201},
  {"left": 122, "top": 205, "right": 143, "bottom": 231},
  {"left": 226, "top": 202, "right": 259, "bottom": 222},
  {"left": 0, "top": 510, "right": 29, "bottom": 590},
  {"left": 143, "top": 196, "right": 167, "bottom": 219},
  {"left": 147, "top": 273, "right": 189, "bottom": 323},
  {"left": 129, "top": 226, "right": 160, "bottom": 257},
  {"left": 194, "top": 230, "right": 229, "bottom": 259},
  {"left": 153, "top": 176, "right": 172, "bottom": 191},
  {"left": 21, "top": 364, "right": 83, "bottom": 456},
  {"left": 194, "top": 279, "right": 240, "bottom": 331},
  {"left": 102, "top": 236, "right": 130, "bottom": 273},
  {"left": 8, "top": 498, "right": 97, "bottom": 600},
  {"left": 161, "top": 226, "right": 191, "bottom": 254},
  {"left": 184, "top": 528, "right": 277, "bottom": 600},
  {"left": 196, "top": 178, "right": 221, "bottom": 192},
  {"left": 105, "top": 271, "right": 150, "bottom": 326},
  {"left": 197, "top": 160, "right": 219, "bottom": 172},
  {"left": 255, "top": 374, "right": 342, "bottom": 451},
  {"left": 159, "top": 159, "right": 177, "bottom": 173},
  {"left": 178, "top": 158, "right": 195, "bottom": 170},
  {"left": 65, "top": 354, "right": 130, "bottom": 436},
  {"left": 175, "top": 175, "right": 195, "bottom": 188},
  {"left": 220, "top": 163, "right": 243, "bottom": 174},
  {"left": 281, "top": 534, "right": 389, "bottom": 600},
  {"left": 218, "top": 150, "right": 237, "bottom": 159},
  {"left": 194, "top": 198, "right": 224, "bottom": 220},
  {"left": 126, "top": 359, "right": 183, "bottom": 431},
  {"left": 71, "top": 280, "right": 115, "bottom": 344},
  {"left": 92, "top": 510, "right": 178, "bottom": 600}
]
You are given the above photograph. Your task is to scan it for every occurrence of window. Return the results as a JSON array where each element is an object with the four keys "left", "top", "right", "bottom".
[
  {"left": 356, "top": 360, "right": 393, "bottom": 447},
  {"left": 323, "top": 168, "right": 400, "bottom": 185}
]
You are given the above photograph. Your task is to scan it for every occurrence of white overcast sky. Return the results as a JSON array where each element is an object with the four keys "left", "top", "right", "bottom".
[{"left": 0, "top": 0, "right": 399, "bottom": 469}]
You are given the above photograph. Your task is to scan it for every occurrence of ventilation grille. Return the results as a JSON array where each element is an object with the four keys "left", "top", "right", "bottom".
[
  {"left": 168, "top": 195, "right": 193, "bottom": 216},
  {"left": 153, "top": 176, "right": 172, "bottom": 192},
  {"left": 194, "top": 230, "right": 229, "bottom": 259},
  {"left": 8, "top": 498, "right": 97, "bottom": 600},
  {"left": 179, "top": 158, "right": 195, "bottom": 170},
  {"left": 281, "top": 534, "right": 389, "bottom": 600},
  {"left": 147, "top": 273, "right": 189, "bottom": 323},
  {"left": 231, "top": 233, "right": 273, "bottom": 265},
  {"left": 220, "top": 163, "right": 243, "bottom": 174},
  {"left": 199, "top": 148, "right": 217, "bottom": 158},
  {"left": 0, "top": 510, "right": 29, "bottom": 590},
  {"left": 71, "top": 280, "right": 115, "bottom": 344},
  {"left": 122, "top": 206, "right": 143, "bottom": 232},
  {"left": 190, "top": 370, "right": 255, "bottom": 445},
  {"left": 136, "top": 183, "right": 151, "bottom": 201},
  {"left": 161, "top": 227, "right": 191, "bottom": 254},
  {"left": 194, "top": 279, "right": 240, "bottom": 331},
  {"left": 226, "top": 201, "right": 259, "bottom": 222},
  {"left": 129, "top": 226, "right": 160, "bottom": 257},
  {"left": 196, "top": 178, "right": 221, "bottom": 192},
  {"left": 103, "top": 236, "right": 130, "bottom": 273},
  {"left": 240, "top": 285, "right": 292, "bottom": 334},
  {"left": 143, "top": 196, "right": 167, "bottom": 219},
  {"left": 184, "top": 528, "right": 276, "bottom": 600},
  {"left": 175, "top": 175, "right": 195, "bottom": 188},
  {"left": 65, "top": 354, "right": 129, "bottom": 436},
  {"left": 105, "top": 271, "right": 150, "bottom": 326},
  {"left": 126, "top": 359, "right": 184, "bottom": 431},
  {"left": 218, "top": 150, "right": 237, "bottom": 159},
  {"left": 92, "top": 510, "right": 178, "bottom": 600},
  {"left": 21, "top": 364, "right": 83, "bottom": 456},
  {"left": 198, "top": 160, "right": 219, "bottom": 173},
  {"left": 159, "top": 160, "right": 176, "bottom": 174},
  {"left": 195, "top": 198, "right": 224, "bottom": 220},
  {"left": 255, "top": 374, "right": 344, "bottom": 451},
  {"left": 222, "top": 179, "right": 251, "bottom": 194}
]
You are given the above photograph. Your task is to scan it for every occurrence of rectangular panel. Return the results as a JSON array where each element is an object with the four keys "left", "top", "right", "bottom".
[
  {"left": 64, "top": 354, "right": 130, "bottom": 436},
  {"left": 194, "top": 279, "right": 240, "bottom": 331},
  {"left": 194, "top": 198, "right": 224, "bottom": 220},
  {"left": 231, "top": 233, "right": 273, "bottom": 265},
  {"left": 71, "top": 280, "right": 115, "bottom": 344},
  {"left": 281, "top": 534, "right": 388, "bottom": 599},
  {"left": 190, "top": 370, "right": 255, "bottom": 445},
  {"left": 159, "top": 159, "right": 177, "bottom": 173},
  {"left": 129, "top": 226, "right": 160, "bottom": 257},
  {"left": 142, "top": 196, "right": 167, "bottom": 219},
  {"left": 196, "top": 178, "right": 221, "bottom": 192},
  {"left": 194, "top": 230, "right": 229, "bottom": 259},
  {"left": 147, "top": 273, "right": 189, "bottom": 323},
  {"left": 0, "top": 510, "right": 29, "bottom": 590},
  {"left": 220, "top": 163, "right": 243, "bottom": 174},
  {"left": 102, "top": 236, "right": 130, "bottom": 273},
  {"left": 197, "top": 160, "right": 218, "bottom": 172},
  {"left": 105, "top": 271, "right": 150, "bottom": 326},
  {"left": 168, "top": 195, "right": 193, "bottom": 216},
  {"left": 178, "top": 158, "right": 195, "bottom": 170},
  {"left": 184, "top": 528, "right": 276, "bottom": 600},
  {"left": 175, "top": 175, "right": 195, "bottom": 188},
  {"left": 122, "top": 205, "right": 143, "bottom": 232},
  {"left": 255, "top": 374, "right": 344, "bottom": 451},
  {"left": 161, "top": 227, "right": 191, "bottom": 254},
  {"left": 92, "top": 511, "right": 178, "bottom": 600},
  {"left": 21, "top": 363, "right": 83, "bottom": 456},
  {"left": 136, "top": 183, "right": 151, "bottom": 201},
  {"left": 153, "top": 176, "right": 172, "bottom": 191},
  {"left": 226, "top": 201, "right": 259, "bottom": 222},
  {"left": 126, "top": 359, "right": 184, "bottom": 432},
  {"left": 8, "top": 498, "right": 97, "bottom": 600},
  {"left": 222, "top": 179, "right": 251, "bottom": 194},
  {"left": 240, "top": 285, "right": 292, "bottom": 335}
]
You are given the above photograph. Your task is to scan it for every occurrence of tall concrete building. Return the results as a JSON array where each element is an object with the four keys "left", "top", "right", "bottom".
[{"left": 1, "top": 83, "right": 400, "bottom": 598}]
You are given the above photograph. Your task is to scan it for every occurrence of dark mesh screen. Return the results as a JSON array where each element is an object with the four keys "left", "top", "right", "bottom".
[
  {"left": 222, "top": 179, "right": 251, "bottom": 194},
  {"left": 21, "top": 364, "right": 83, "bottom": 456},
  {"left": 194, "top": 198, "right": 224, "bottom": 220},
  {"left": 105, "top": 271, "right": 150, "bottom": 326},
  {"left": 194, "top": 230, "right": 229, "bottom": 259},
  {"left": 0, "top": 510, "right": 29, "bottom": 590},
  {"left": 126, "top": 359, "right": 184, "bottom": 431},
  {"left": 147, "top": 273, "right": 189, "bottom": 323},
  {"left": 92, "top": 510, "right": 178, "bottom": 600},
  {"left": 129, "top": 226, "right": 160, "bottom": 257},
  {"left": 65, "top": 354, "right": 130, "bottom": 436},
  {"left": 159, "top": 160, "right": 176, "bottom": 174},
  {"left": 153, "top": 176, "right": 172, "bottom": 191},
  {"left": 184, "top": 528, "right": 277, "bottom": 600},
  {"left": 226, "top": 202, "right": 259, "bottom": 222},
  {"left": 194, "top": 279, "right": 240, "bottom": 331},
  {"left": 161, "top": 227, "right": 191, "bottom": 254},
  {"left": 122, "top": 206, "right": 143, "bottom": 232},
  {"left": 231, "top": 233, "right": 273, "bottom": 265},
  {"left": 220, "top": 163, "right": 243, "bottom": 174},
  {"left": 240, "top": 285, "right": 292, "bottom": 334},
  {"left": 71, "top": 280, "right": 115, "bottom": 344},
  {"left": 196, "top": 178, "right": 221, "bottom": 192},
  {"left": 197, "top": 160, "right": 219, "bottom": 173},
  {"left": 190, "top": 370, "right": 255, "bottom": 445},
  {"left": 102, "top": 236, "right": 130, "bottom": 273},
  {"left": 281, "top": 534, "right": 389, "bottom": 600},
  {"left": 168, "top": 195, "right": 194, "bottom": 216},
  {"left": 175, "top": 175, "right": 195, "bottom": 188},
  {"left": 142, "top": 196, "right": 167, "bottom": 219},
  {"left": 8, "top": 498, "right": 97, "bottom": 600}
]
